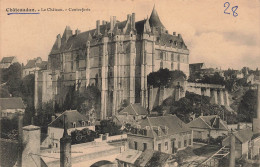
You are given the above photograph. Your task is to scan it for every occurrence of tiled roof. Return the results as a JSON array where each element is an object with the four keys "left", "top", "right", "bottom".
[
  {"left": 48, "top": 110, "right": 89, "bottom": 129},
  {"left": 189, "top": 63, "right": 205, "bottom": 71},
  {"left": 119, "top": 103, "right": 148, "bottom": 116},
  {"left": 223, "top": 128, "right": 254, "bottom": 144},
  {"left": 117, "top": 149, "right": 173, "bottom": 167},
  {"left": 116, "top": 149, "right": 143, "bottom": 164},
  {"left": 0, "top": 56, "right": 15, "bottom": 63},
  {"left": 24, "top": 59, "right": 47, "bottom": 69},
  {"left": 0, "top": 97, "right": 25, "bottom": 110},
  {"left": 138, "top": 115, "right": 191, "bottom": 138},
  {"left": 188, "top": 115, "right": 229, "bottom": 131}
]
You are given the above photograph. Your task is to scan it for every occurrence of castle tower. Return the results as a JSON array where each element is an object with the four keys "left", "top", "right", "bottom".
[{"left": 60, "top": 115, "right": 72, "bottom": 167}]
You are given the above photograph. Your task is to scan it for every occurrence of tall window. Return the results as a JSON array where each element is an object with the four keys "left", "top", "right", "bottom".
[
  {"left": 189, "top": 139, "right": 192, "bottom": 145},
  {"left": 165, "top": 142, "right": 168, "bottom": 150},
  {"left": 160, "top": 52, "right": 163, "bottom": 60},
  {"left": 171, "top": 63, "right": 174, "bottom": 70},
  {"left": 158, "top": 143, "right": 161, "bottom": 152},
  {"left": 178, "top": 141, "right": 181, "bottom": 148},
  {"left": 160, "top": 61, "right": 163, "bottom": 69},
  {"left": 134, "top": 141, "right": 138, "bottom": 150},
  {"left": 184, "top": 140, "right": 187, "bottom": 147},
  {"left": 171, "top": 53, "right": 174, "bottom": 61},
  {"left": 73, "top": 122, "right": 76, "bottom": 128},
  {"left": 143, "top": 143, "right": 147, "bottom": 151},
  {"left": 82, "top": 121, "right": 85, "bottom": 126}
]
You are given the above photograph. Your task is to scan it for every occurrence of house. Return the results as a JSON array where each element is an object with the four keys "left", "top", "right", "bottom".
[
  {"left": 116, "top": 149, "right": 177, "bottom": 167},
  {"left": 127, "top": 115, "right": 193, "bottom": 154},
  {"left": 114, "top": 103, "right": 148, "bottom": 126},
  {"left": 0, "top": 56, "right": 18, "bottom": 69},
  {"left": 22, "top": 57, "right": 47, "bottom": 77},
  {"left": 0, "top": 97, "right": 25, "bottom": 118},
  {"left": 187, "top": 115, "right": 229, "bottom": 141},
  {"left": 222, "top": 128, "right": 253, "bottom": 159},
  {"left": 47, "top": 110, "right": 95, "bottom": 148},
  {"left": 189, "top": 63, "right": 206, "bottom": 76}
]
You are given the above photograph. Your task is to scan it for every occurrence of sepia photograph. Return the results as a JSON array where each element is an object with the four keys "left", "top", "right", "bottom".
[{"left": 0, "top": 0, "right": 260, "bottom": 166}]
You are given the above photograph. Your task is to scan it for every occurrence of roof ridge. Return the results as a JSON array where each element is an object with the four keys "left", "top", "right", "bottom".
[
  {"left": 147, "top": 117, "right": 155, "bottom": 138},
  {"left": 200, "top": 116, "right": 212, "bottom": 129}
]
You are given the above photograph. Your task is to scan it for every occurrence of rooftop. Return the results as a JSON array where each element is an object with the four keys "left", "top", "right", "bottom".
[
  {"left": 0, "top": 56, "right": 16, "bottom": 64},
  {"left": 0, "top": 97, "right": 25, "bottom": 110},
  {"left": 48, "top": 110, "right": 90, "bottom": 129},
  {"left": 119, "top": 103, "right": 148, "bottom": 116}
]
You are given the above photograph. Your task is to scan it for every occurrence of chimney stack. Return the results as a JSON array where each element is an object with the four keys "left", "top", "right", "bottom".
[
  {"left": 96, "top": 20, "right": 100, "bottom": 35},
  {"left": 132, "top": 13, "right": 135, "bottom": 30},
  {"left": 173, "top": 32, "right": 176, "bottom": 35},
  {"left": 51, "top": 115, "right": 55, "bottom": 122},
  {"left": 229, "top": 130, "right": 235, "bottom": 167},
  {"left": 22, "top": 125, "right": 41, "bottom": 167},
  {"left": 178, "top": 34, "right": 182, "bottom": 38},
  {"left": 110, "top": 16, "right": 114, "bottom": 32},
  {"left": 60, "top": 115, "right": 72, "bottom": 167}
]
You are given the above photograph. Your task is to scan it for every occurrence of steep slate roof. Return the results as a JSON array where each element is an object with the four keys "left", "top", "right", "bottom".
[
  {"left": 50, "top": 7, "right": 187, "bottom": 54},
  {"left": 0, "top": 97, "right": 25, "bottom": 110},
  {"left": 119, "top": 103, "right": 148, "bottom": 116},
  {"left": 138, "top": 115, "right": 191, "bottom": 138},
  {"left": 149, "top": 6, "right": 165, "bottom": 29},
  {"left": 188, "top": 115, "right": 229, "bottom": 131},
  {"left": 0, "top": 56, "right": 15, "bottom": 63},
  {"left": 24, "top": 59, "right": 47, "bottom": 69},
  {"left": 48, "top": 110, "right": 89, "bottom": 129}
]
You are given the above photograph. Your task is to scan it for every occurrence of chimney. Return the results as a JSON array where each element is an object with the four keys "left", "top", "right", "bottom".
[
  {"left": 173, "top": 32, "right": 176, "bottom": 35},
  {"left": 96, "top": 20, "right": 100, "bottom": 35},
  {"left": 17, "top": 114, "right": 23, "bottom": 167},
  {"left": 57, "top": 34, "right": 61, "bottom": 49},
  {"left": 51, "top": 115, "right": 55, "bottom": 122},
  {"left": 22, "top": 125, "right": 41, "bottom": 167},
  {"left": 229, "top": 130, "right": 235, "bottom": 167},
  {"left": 178, "top": 34, "right": 182, "bottom": 38},
  {"left": 113, "top": 16, "right": 116, "bottom": 27},
  {"left": 237, "top": 122, "right": 241, "bottom": 130},
  {"left": 110, "top": 16, "right": 114, "bottom": 32},
  {"left": 132, "top": 13, "right": 136, "bottom": 30},
  {"left": 127, "top": 14, "right": 131, "bottom": 21},
  {"left": 60, "top": 115, "right": 72, "bottom": 167},
  {"left": 75, "top": 29, "right": 81, "bottom": 35}
]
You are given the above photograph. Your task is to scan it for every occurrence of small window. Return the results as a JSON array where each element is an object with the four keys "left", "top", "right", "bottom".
[
  {"left": 158, "top": 143, "right": 161, "bottom": 151},
  {"left": 143, "top": 143, "right": 147, "bottom": 151},
  {"left": 73, "top": 122, "right": 76, "bottom": 128},
  {"left": 134, "top": 141, "right": 138, "bottom": 150},
  {"left": 178, "top": 141, "right": 181, "bottom": 148},
  {"left": 184, "top": 140, "right": 187, "bottom": 147},
  {"left": 165, "top": 142, "right": 168, "bottom": 150},
  {"left": 82, "top": 121, "right": 85, "bottom": 126},
  {"left": 160, "top": 61, "right": 163, "bottom": 69}
]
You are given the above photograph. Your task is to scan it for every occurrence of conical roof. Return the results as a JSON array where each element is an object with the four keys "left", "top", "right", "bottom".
[{"left": 149, "top": 5, "right": 165, "bottom": 29}]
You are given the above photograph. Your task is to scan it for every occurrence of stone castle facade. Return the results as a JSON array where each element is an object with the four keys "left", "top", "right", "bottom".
[{"left": 34, "top": 7, "right": 190, "bottom": 119}]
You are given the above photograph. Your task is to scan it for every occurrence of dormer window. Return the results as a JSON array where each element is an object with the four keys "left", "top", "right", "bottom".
[
  {"left": 82, "top": 121, "right": 85, "bottom": 126},
  {"left": 73, "top": 122, "right": 76, "bottom": 128}
]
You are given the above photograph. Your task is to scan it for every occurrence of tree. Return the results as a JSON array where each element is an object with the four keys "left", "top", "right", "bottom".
[
  {"left": 96, "top": 120, "right": 122, "bottom": 136},
  {"left": 237, "top": 89, "right": 257, "bottom": 122},
  {"left": 147, "top": 69, "right": 186, "bottom": 88}
]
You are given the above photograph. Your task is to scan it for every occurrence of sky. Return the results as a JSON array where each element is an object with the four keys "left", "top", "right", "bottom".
[{"left": 0, "top": 0, "right": 260, "bottom": 70}]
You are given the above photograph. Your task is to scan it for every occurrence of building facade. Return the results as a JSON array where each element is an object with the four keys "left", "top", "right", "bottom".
[
  {"left": 127, "top": 115, "right": 193, "bottom": 154},
  {"left": 35, "top": 7, "right": 190, "bottom": 119}
]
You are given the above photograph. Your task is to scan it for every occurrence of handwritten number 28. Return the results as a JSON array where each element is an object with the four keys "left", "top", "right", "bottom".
[{"left": 224, "top": 2, "right": 238, "bottom": 17}]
